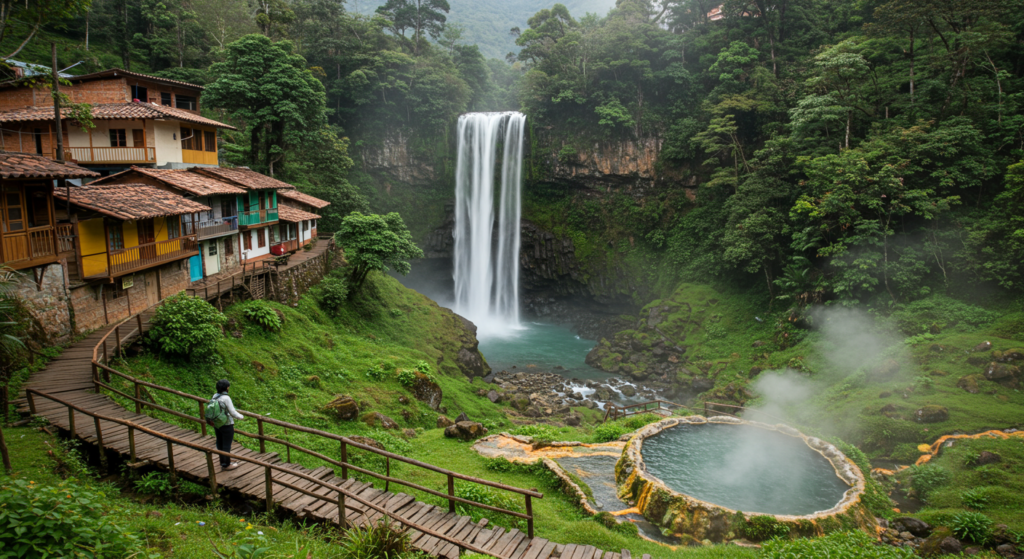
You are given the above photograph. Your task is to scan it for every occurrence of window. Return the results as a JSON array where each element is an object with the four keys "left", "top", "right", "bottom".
[
  {"left": 204, "top": 130, "right": 216, "bottom": 152},
  {"left": 130, "top": 85, "right": 148, "bottom": 102},
  {"left": 208, "top": 242, "right": 218, "bottom": 256},
  {"left": 303, "top": 220, "right": 309, "bottom": 232},
  {"left": 27, "top": 190, "right": 49, "bottom": 228},
  {"left": 259, "top": 192, "right": 267, "bottom": 210},
  {"left": 176, "top": 95, "right": 197, "bottom": 110},
  {"left": 224, "top": 236, "right": 234, "bottom": 256},
  {"left": 243, "top": 231, "right": 252, "bottom": 251},
  {"left": 108, "top": 222, "right": 125, "bottom": 251},
  {"left": 3, "top": 189, "right": 24, "bottom": 232},
  {"left": 180, "top": 128, "right": 195, "bottom": 150},
  {"left": 34, "top": 128, "right": 43, "bottom": 155},
  {"left": 221, "top": 198, "right": 235, "bottom": 218},
  {"left": 257, "top": 228, "right": 266, "bottom": 248},
  {"left": 161, "top": 92, "right": 172, "bottom": 106},
  {"left": 110, "top": 129, "right": 127, "bottom": 147},
  {"left": 167, "top": 217, "right": 181, "bottom": 239},
  {"left": 270, "top": 226, "right": 279, "bottom": 244},
  {"left": 137, "top": 219, "right": 155, "bottom": 245},
  {"left": 132, "top": 129, "right": 144, "bottom": 147}
]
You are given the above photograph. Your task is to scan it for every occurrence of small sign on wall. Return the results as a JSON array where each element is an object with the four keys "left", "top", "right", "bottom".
[{"left": 122, "top": 275, "right": 134, "bottom": 290}]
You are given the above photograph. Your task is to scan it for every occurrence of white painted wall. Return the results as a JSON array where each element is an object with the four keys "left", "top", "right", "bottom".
[
  {"left": 240, "top": 228, "right": 270, "bottom": 261},
  {"left": 153, "top": 120, "right": 183, "bottom": 166}
]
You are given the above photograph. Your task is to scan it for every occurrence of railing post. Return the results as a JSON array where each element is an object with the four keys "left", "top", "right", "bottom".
[
  {"left": 205, "top": 450, "right": 218, "bottom": 495},
  {"left": 199, "top": 401, "right": 207, "bottom": 436},
  {"left": 447, "top": 473, "right": 455, "bottom": 513},
  {"left": 134, "top": 382, "right": 142, "bottom": 413},
  {"left": 526, "top": 491, "right": 535, "bottom": 539},
  {"left": 264, "top": 465, "right": 273, "bottom": 513},
  {"left": 128, "top": 426, "right": 136, "bottom": 463},
  {"left": 68, "top": 407, "right": 75, "bottom": 436},
  {"left": 103, "top": 339, "right": 108, "bottom": 365},
  {"left": 166, "top": 440, "right": 177, "bottom": 486},
  {"left": 704, "top": 401, "right": 708, "bottom": 417},
  {"left": 27, "top": 391, "right": 36, "bottom": 415},
  {"left": 137, "top": 313, "right": 143, "bottom": 335},
  {"left": 340, "top": 441, "right": 348, "bottom": 479},
  {"left": 94, "top": 416, "right": 107, "bottom": 471},
  {"left": 385, "top": 457, "right": 390, "bottom": 492},
  {"left": 114, "top": 325, "right": 121, "bottom": 356},
  {"left": 338, "top": 489, "right": 347, "bottom": 530},
  {"left": 258, "top": 418, "right": 265, "bottom": 453}
]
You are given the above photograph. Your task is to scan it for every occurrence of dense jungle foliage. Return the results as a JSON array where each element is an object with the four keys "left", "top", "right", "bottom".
[{"left": 3, "top": 0, "right": 1024, "bottom": 307}]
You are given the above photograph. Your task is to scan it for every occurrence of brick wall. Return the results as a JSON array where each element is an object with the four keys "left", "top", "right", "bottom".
[
  {"left": 0, "top": 78, "right": 129, "bottom": 111},
  {"left": 69, "top": 259, "right": 192, "bottom": 333},
  {"left": 9, "top": 261, "right": 74, "bottom": 346}
]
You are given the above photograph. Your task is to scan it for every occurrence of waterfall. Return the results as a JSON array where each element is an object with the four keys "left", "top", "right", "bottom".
[{"left": 453, "top": 112, "right": 526, "bottom": 337}]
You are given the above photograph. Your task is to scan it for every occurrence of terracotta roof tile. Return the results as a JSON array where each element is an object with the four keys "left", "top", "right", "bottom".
[
  {"left": 0, "top": 152, "right": 99, "bottom": 179},
  {"left": 54, "top": 183, "right": 210, "bottom": 220},
  {"left": 191, "top": 166, "right": 296, "bottom": 190},
  {"left": 278, "top": 189, "right": 330, "bottom": 209},
  {"left": 68, "top": 68, "right": 204, "bottom": 90},
  {"left": 0, "top": 102, "right": 235, "bottom": 130},
  {"left": 277, "top": 204, "right": 321, "bottom": 223},
  {"left": 93, "top": 167, "right": 246, "bottom": 196}
]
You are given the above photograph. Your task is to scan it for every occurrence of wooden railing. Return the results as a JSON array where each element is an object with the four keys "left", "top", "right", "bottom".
[
  {"left": 239, "top": 208, "right": 279, "bottom": 227},
  {"left": 86, "top": 309, "right": 542, "bottom": 539},
  {"left": 56, "top": 223, "right": 76, "bottom": 253},
  {"left": 66, "top": 146, "right": 156, "bottom": 164},
  {"left": 23, "top": 388, "right": 514, "bottom": 557},
  {"left": 1, "top": 225, "right": 58, "bottom": 269},
  {"left": 602, "top": 399, "right": 688, "bottom": 422},
  {"left": 196, "top": 216, "right": 238, "bottom": 240},
  {"left": 97, "top": 236, "right": 198, "bottom": 279},
  {"left": 184, "top": 260, "right": 271, "bottom": 300}
]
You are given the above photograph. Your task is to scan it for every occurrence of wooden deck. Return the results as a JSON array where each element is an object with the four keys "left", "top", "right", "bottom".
[{"left": 16, "top": 240, "right": 651, "bottom": 559}]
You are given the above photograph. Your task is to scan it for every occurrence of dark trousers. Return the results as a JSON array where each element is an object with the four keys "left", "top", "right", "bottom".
[{"left": 215, "top": 423, "right": 235, "bottom": 467}]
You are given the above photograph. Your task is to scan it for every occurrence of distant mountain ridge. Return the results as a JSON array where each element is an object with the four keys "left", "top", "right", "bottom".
[{"left": 350, "top": 0, "right": 618, "bottom": 59}]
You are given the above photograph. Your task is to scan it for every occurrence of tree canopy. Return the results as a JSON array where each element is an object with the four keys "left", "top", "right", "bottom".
[{"left": 336, "top": 212, "right": 424, "bottom": 290}]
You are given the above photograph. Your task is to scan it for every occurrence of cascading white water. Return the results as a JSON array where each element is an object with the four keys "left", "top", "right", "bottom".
[{"left": 453, "top": 112, "right": 526, "bottom": 338}]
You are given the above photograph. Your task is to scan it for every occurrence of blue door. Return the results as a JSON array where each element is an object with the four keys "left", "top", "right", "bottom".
[{"left": 188, "top": 254, "right": 203, "bottom": 282}]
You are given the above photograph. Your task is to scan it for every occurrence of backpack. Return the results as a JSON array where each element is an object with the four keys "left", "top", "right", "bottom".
[{"left": 205, "top": 394, "right": 229, "bottom": 429}]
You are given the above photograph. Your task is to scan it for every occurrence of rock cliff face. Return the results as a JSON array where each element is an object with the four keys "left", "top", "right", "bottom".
[
  {"left": 358, "top": 129, "right": 439, "bottom": 189},
  {"left": 547, "top": 137, "right": 663, "bottom": 190}
]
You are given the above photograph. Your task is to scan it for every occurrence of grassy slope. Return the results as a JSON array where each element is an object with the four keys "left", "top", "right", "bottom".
[{"left": 115, "top": 270, "right": 752, "bottom": 558}]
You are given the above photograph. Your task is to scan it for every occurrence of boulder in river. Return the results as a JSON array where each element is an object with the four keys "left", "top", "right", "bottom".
[{"left": 619, "top": 384, "right": 636, "bottom": 397}]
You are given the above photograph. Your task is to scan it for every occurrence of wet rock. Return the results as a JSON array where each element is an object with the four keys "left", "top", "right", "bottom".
[
  {"left": 412, "top": 373, "right": 443, "bottom": 410},
  {"left": 456, "top": 412, "right": 469, "bottom": 423},
  {"left": 920, "top": 527, "right": 954, "bottom": 557},
  {"left": 984, "top": 362, "right": 1020, "bottom": 381},
  {"left": 893, "top": 517, "right": 932, "bottom": 537},
  {"left": 349, "top": 436, "right": 385, "bottom": 451},
  {"left": 914, "top": 406, "right": 949, "bottom": 423},
  {"left": 444, "top": 421, "right": 486, "bottom": 441},
  {"left": 880, "top": 403, "right": 900, "bottom": 417},
  {"left": 976, "top": 451, "right": 1001, "bottom": 465},
  {"left": 691, "top": 378, "right": 715, "bottom": 394},
  {"left": 619, "top": 384, "right": 636, "bottom": 397},
  {"left": 957, "top": 375, "right": 981, "bottom": 394},
  {"left": 400, "top": 410, "right": 412, "bottom": 422},
  {"left": 323, "top": 395, "right": 359, "bottom": 420},
  {"left": 748, "top": 367, "right": 762, "bottom": 378},
  {"left": 964, "top": 547, "right": 983, "bottom": 556},
  {"left": 940, "top": 537, "right": 963, "bottom": 555},
  {"left": 582, "top": 400, "right": 597, "bottom": 409},
  {"left": 482, "top": 372, "right": 496, "bottom": 384},
  {"left": 972, "top": 341, "right": 992, "bottom": 352},
  {"left": 510, "top": 395, "right": 531, "bottom": 411},
  {"left": 398, "top": 396, "right": 410, "bottom": 405},
  {"left": 363, "top": 412, "right": 398, "bottom": 429},
  {"left": 994, "top": 348, "right": 1024, "bottom": 363},
  {"left": 403, "top": 428, "right": 417, "bottom": 438},
  {"left": 995, "top": 544, "right": 1017, "bottom": 557},
  {"left": 487, "top": 390, "right": 502, "bottom": 403},
  {"left": 457, "top": 347, "right": 488, "bottom": 378},
  {"left": 436, "top": 415, "right": 454, "bottom": 429},
  {"left": 565, "top": 414, "right": 581, "bottom": 427},
  {"left": 594, "top": 386, "right": 613, "bottom": 401}
]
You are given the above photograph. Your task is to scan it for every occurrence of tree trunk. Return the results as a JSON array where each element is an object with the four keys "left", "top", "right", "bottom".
[
  {"left": 85, "top": 10, "right": 90, "bottom": 50},
  {"left": 845, "top": 110, "right": 851, "bottom": 150}
]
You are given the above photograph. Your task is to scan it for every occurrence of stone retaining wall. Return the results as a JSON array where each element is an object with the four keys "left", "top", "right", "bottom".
[
  {"left": 268, "top": 239, "right": 344, "bottom": 307},
  {"left": 615, "top": 416, "right": 877, "bottom": 544}
]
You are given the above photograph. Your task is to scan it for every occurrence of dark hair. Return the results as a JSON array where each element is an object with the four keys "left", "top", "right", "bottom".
[{"left": 216, "top": 379, "right": 231, "bottom": 393}]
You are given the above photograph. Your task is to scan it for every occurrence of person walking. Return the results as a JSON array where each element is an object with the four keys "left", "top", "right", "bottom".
[{"left": 209, "top": 379, "right": 244, "bottom": 470}]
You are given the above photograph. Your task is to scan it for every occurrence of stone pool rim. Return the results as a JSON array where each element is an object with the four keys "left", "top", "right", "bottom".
[{"left": 616, "top": 415, "right": 876, "bottom": 542}]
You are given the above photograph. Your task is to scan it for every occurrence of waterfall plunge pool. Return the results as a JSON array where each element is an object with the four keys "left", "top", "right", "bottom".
[
  {"left": 639, "top": 422, "right": 850, "bottom": 516},
  {"left": 476, "top": 322, "right": 607, "bottom": 381}
]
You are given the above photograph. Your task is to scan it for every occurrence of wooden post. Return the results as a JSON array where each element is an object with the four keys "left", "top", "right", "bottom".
[
  {"left": 0, "top": 424, "right": 11, "bottom": 474},
  {"left": 114, "top": 325, "right": 121, "bottom": 356},
  {"left": 340, "top": 441, "right": 347, "bottom": 479},
  {"left": 338, "top": 489, "right": 347, "bottom": 530},
  {"left": 128, "top": 426, "right": 136, "bottom": 463},
  {"left": 264, "top": 465, "right": 273, "bottom": 513},
  {"left": 137, "top": 313, "right": 143, "bottom": 336},
  {"left": 68, "top": 407, "right": 75, "bottom": 436},
  {"left": 199, "top": 401, "right": 207, "bottom": 436},
  {"left": 103, "top": 339, "right": 108, "bottom": 366},
  {"left": 94, "top": 416, "right": 107, "bottom": 470},
  {"left": 447, "top": 473, "right": 455, "bottom": 513},
  {"left": 166, "top": 440, "right": 177, "bottom": 485},
  {"left": 385, "top": 457, "right": 390, "bottom": 492},
  {"left": 526, "top": 492, "right": 535, "bottom": 539},
  {"left": 258, "top": 418, "right": 265, "bottom": 453},
  {"left": 27, "top": 391, "right": 36, "bottom": 415},
  {"left": 134, "top": 382, "right": 141, "bottom": 413},
  {"left": 205, "top": 450, "right": 218, "bottom": 495}
]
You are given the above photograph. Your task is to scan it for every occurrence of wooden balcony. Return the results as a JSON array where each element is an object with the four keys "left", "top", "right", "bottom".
[
  {"left": 84, "top": 236, "right": 198, "bottom": 280},
  {"left": 196, "top": 216, "right": 238, "bottom": 240},
  {"left": 65, "top": 146, "right": 156, "bottom": 165},
  {"left": 0, "top": 225, "right": 60, "bottom": 270},
  {"left": 239, "top": 208, "right": 278, "bottom": 228}
]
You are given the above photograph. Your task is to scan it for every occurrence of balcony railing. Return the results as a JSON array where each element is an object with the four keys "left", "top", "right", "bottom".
[
  {"left": 56, "top": 223, "right": 76, "bottom": 253},
  {"left": 65, "top": 146, "right": 156, "bottom": 164},
  {"left": 196, "top": 216, "right": 238, "bottom": 240},
  {"left": 84, "top": 236, "right": 199, "bottom": 280},
  {"left": 239, "top": 208, "right": 279, "bottom": 227},
  {"left": 1, "top": 225, "right": 59, "bottom": 270}
]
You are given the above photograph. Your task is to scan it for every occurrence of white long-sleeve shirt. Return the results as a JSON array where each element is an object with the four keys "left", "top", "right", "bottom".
[{"left": 212, "top": 392, "right": 244, "bottom": 425}]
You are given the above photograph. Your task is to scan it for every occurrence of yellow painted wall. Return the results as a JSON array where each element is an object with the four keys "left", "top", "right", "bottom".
[
  {"left": 79, "top": 218, "right": 108, "bottom": 278},
  {"left": 123, "top": 220, "right": 139, "bottom": 248},
  {"left": 181, "top": 126, "right": 218, "bottom": 165},
  {"left": 155, "top": 217, "right": 168, "bottom": 241}
]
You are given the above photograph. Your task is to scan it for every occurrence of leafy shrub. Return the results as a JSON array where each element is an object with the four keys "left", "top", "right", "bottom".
[
  {"left": 365, "top": 363, "right": 388, "bottom": 382},
  {"left": 0, "top": 478, "right": 148, "bottom": 558},
  {"left": 742, "top": 515, "right": 790, "bottom": 541},
  {"left": 913, "top": 375, "right": 934, "bottom": 389},
  {"left": 951, "top": 511, "right": 993, "bottom": 544},
  {"left": 762, "top": 531, "right": 917, "bottom": 558},
  {"left": 960, "top": 488, "right": 989, "bottom": 510},
  {"left": 317, "top": 276, "right": 348, "bottom": 315},
  {"left": 511, "top": 424, "right": 559, "bottom": 442},
  {"left": 415, "top": 360, "right": 432, "bottom": 375},
  {"left": 453, "top": 483, "right": 523, "bottom": 529},
  {"left": 134, "top": 471, "right": 174, "bottom": 497},
  {"left": 149, "top": 292, "right": 226, "bottom": 359},
  {"left": 242, "top": 301, "right": 281, "bottom": 332},
  {"left": 909, "top": 465, "right": 951, "bottom": 501},
  {"left": 336, "top": 517, "right": 410, "bottom": 559},
  {"left": 890, "top": 443, "right": 924, "bottom": 463},
  {"left": 592, "top": 414, "right": 661, "bottom": 443},
  {"left": 890, "top": 296, "right": 997, "bottom": 335},
  {"left": 397, "top": 369, "right": 417, "bottom": 387}
]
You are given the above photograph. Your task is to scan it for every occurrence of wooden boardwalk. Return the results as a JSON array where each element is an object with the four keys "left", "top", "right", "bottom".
[{"left": 16, "top": 250, "right": 651, "bottom": 559}]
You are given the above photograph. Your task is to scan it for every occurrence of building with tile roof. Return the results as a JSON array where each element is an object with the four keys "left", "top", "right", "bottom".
[{"left": 0, "top": 67, "right": 233, "bottom": 172}]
